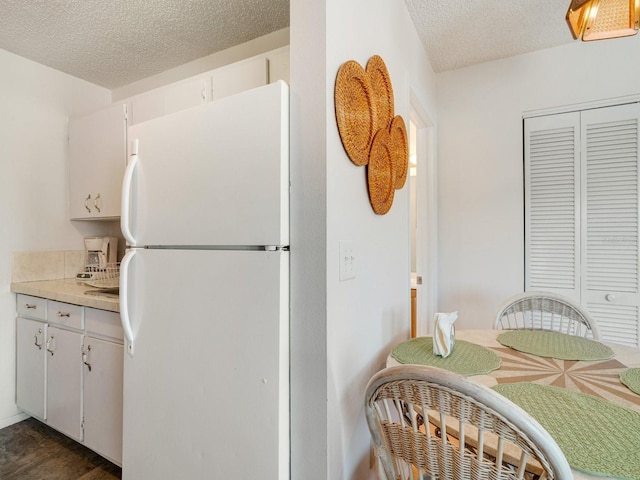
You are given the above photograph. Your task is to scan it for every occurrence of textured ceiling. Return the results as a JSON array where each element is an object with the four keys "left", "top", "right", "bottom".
[
  {"left": 0, "top": 0, "right": 577, "bottom": 89},
  {"left": 0, "top": 0, "right": 289, "bottom": 89},
  {"left": 404, "top": 0, "right": 576, "bottom": 72}
]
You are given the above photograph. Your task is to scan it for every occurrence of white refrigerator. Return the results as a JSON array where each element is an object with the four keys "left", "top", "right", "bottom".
[{"left": 119, "top": 81, "right": 289, "bottom": 479}]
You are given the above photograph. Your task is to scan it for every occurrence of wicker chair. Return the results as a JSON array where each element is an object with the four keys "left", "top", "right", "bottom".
[
  {"left": 493, "top": 291, "right": 600, "bottom": 340},
  {"left": 365, "top": 365, "right": 573, "bottom": 480}
]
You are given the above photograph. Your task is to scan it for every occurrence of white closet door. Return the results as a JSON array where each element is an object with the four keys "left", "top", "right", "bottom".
[
  {"left": 581, "top": 103, "right": 640, "bottom": 346},
  {"left": 525, "top": 112, "right": 581, "bottom": 300}
]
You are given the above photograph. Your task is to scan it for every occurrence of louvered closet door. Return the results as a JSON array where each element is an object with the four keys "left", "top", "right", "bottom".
[
  {"left": 581, "top": 103, "right": 640, "bottom": 346},
  {"left": 525, "top": 112, "right": 581, "bottom": 301}
]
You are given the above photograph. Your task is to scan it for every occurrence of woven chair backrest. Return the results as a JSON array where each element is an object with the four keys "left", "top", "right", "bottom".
[
  {"left": 365, "top": 365, "right": 573, "bottom": 480},
  {"left": 494, "top": 292, "right": 600, "bottom": 339}
]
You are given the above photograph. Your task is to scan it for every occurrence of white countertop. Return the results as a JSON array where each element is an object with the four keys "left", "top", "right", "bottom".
[{"left": 11, "top": 278, "right": 119, "bottom": 313}]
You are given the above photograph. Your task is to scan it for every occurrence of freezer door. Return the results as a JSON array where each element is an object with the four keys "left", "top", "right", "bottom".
[
  {"left": 120, "top": 248, "right": 289, "bottom": 480},
  {"left": 123, "top": 81, "right": 289, "bottom": 247}
]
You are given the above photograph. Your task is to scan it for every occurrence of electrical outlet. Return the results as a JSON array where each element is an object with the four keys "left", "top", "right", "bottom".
[{"left": 339, "top": 241, "right": 356, "bottom": 281}]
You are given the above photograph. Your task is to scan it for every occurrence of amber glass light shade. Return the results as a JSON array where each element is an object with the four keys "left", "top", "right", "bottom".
[{"left": 566, "top": 0, "right": 640, "bottom": 41}]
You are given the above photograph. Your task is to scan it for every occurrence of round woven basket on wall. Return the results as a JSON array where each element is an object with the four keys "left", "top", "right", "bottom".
[
  {"left": 335, "top": 60, "right": 378, "bottom": 166},
  {"left": 335, "top": 54, "right": 409, "bottom": 215},
  {"left": 366, "top": 55, "right": 395, "bottom": 134},
  {"left": 367, "top": 128, "right": 397, "bottom": 215},
  {"left": 389, "top": 115, "right": 409, "bottom": 190}
]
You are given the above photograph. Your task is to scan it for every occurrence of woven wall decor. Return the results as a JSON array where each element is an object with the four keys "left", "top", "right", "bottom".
[
  {"left": 335, "top": 61, "right": 378, "bottom": 166},
  {"left": 335, "top": 55, "right": 409, "bottom": 215}
]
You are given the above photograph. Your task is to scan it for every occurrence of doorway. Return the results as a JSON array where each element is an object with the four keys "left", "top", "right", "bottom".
[{"left": 409, "top": 92, "right": 437, "bottom": 337}]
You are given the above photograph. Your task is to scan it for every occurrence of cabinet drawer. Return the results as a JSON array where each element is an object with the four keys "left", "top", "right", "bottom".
[
  {"left": 48, "top": 301, "right": 84, "bottom": 330},
  {"left": 85, "top": 308, "right": 123, "bottom": 342},
  {"left": 17, "top": 295, "right": 47, "bottom": 320}
]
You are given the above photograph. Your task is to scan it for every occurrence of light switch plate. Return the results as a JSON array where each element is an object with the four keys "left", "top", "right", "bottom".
[{"left": 339, "top": 241, "right": 356, "bottom": 281}]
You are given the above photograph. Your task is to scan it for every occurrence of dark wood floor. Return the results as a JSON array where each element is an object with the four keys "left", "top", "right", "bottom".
[{"left": 0, "top": 417, "right": 121, "bottom": 480}]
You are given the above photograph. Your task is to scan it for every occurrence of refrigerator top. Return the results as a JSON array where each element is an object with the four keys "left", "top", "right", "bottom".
[{"left": 122, "top": 81, "right": 289, "bottom": 248}]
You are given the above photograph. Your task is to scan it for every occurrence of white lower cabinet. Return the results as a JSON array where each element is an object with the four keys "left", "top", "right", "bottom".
[
  {"left": 83, "top": 308, "right": 124, "bottom": 465},
  {"left": 46, "top": 325, "right": 83, "bottom": 441},
  {"left": 16, "top": 317, "right": 47, "bottom": 419},
  {"left": 15, "top": 295, "right": 123, "bottom": 465}
]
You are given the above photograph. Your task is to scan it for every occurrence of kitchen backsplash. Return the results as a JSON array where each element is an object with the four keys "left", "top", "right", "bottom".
[{"left": 12, "top": 250, "right": 85, "bottom": 283}]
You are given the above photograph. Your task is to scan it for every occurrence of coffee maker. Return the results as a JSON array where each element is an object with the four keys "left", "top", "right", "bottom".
[{"left": 76, "top": 236, "right": 118, "bottom": 281}]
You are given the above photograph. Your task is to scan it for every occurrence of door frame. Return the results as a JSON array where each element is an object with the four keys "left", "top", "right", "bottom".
[{"left": 410, "top": 88, "right": 437, "bottom": 337}]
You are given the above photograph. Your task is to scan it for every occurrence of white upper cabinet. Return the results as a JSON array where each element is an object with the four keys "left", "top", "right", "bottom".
[
  {"left": 68, "top": 103, "right": 127, "bottom": 220},
  {"left": 127, "top": 50, "right": 286, "bottom": 126},
  {"left": 211, "top": 57, "right": 268, "bottom": 100}
]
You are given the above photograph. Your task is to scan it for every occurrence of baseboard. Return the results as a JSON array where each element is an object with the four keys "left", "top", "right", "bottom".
[{"left": 0, "top": 411, "right": 29, "bottom": 430}]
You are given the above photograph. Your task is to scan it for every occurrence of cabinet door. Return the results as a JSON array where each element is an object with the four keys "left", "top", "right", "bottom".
[
  {"left": 46, "top": 326, "right": 83, "bottom": 441},
  {"left": 16, "top": 317, "right": 47, "bottom": 419},
  {"left": 83, "top": 337, "right": 123, "bottom": 465},
  {"left": 69, "top": 103, "right": 127, "bottom": 220},
  {"left": 211, "top": 57, "right": 268, "bottom": 100},
  {"left": 164, "top": 76, "right": 210, "bottom": 116}
]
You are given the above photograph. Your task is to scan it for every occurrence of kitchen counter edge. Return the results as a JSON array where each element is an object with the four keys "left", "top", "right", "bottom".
[{"left": 11, "top": 278, "right": 119, "bottom": 313}]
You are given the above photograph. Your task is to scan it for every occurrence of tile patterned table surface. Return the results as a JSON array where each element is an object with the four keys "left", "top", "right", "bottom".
[{"left": 387, "top": 329, "right": 640, "bottom": 480}]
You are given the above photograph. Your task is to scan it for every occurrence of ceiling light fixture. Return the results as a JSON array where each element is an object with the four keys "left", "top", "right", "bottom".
[{"left": 567, "top": 0, "right": 640, "bottom": 41}]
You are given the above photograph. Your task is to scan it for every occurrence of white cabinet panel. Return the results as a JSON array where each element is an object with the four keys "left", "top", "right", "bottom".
[
  {"left": 164, "top": 76, "right": 209, "bottom": 115},
  {"left": 83, "top": 337, "right": 123, "bottom": 465},
  {"left": 211, "top": 57, "right": 268, "bottom": 100},
  {"left": 129, "top": 89, "right": 164, "bottom": 126},
  {"left": 48, "top": 300, "right": 83, "bottom": 330},
  {"left": 69, "top": 103, "right": 127, "bottom": 219},
  {"left": 85, "top": 307, "right": 123, "bottom": 341},
  {"left": 17, "top": 294, "right": 47, "bottom": 320},
  {"left": 16, "top": 317, "right": 47, "bottom": 419},
  {"left": 46, "top": 326, "right": 83, "bottom": 441}
]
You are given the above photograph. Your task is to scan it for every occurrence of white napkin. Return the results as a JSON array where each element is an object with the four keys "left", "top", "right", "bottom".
[{"left": 433, "top": 311, "right": 458, "bottom": 358}]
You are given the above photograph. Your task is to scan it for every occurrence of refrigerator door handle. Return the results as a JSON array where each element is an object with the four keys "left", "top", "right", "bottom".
[
  {"left": 120, "top": 248, "right": 136, "bottom": 356},
  {"left": 121, "top": 141, "right": 139, "bottom": 246}
]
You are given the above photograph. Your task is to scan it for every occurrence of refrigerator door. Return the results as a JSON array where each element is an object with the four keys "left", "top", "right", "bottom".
[
  {"left": 120, "top": 248, "right": 289, "bottom": 480},
  {"left": 122, "top": 81, "right": 289, "bottom": 248}
]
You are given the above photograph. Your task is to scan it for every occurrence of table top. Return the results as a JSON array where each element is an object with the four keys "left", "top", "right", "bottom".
[{"left": 387, "top": 329, "right": 640, "bottom": 480}]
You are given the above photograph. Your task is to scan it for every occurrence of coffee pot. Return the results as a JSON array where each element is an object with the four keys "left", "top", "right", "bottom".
[{"left": 84, "top": 236, "right": 118, "bottom": 270}]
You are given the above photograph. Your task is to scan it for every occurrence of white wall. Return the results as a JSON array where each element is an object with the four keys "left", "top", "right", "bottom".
[
  {"left": 437, "top": 35, "right": 640, "bottom": 329},
  {"left": 291, "top": 0, "right": 437, "bottom": 477},
  {"left": 0, "top": 49, "right": 112, "bottom": 428}
]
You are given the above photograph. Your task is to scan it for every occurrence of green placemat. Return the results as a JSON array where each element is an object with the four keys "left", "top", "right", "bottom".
[
  {"left": 621, "top": 368, "right": 640, "bottom": 395},
  {"left": 493, "top": 383, "right": 640, "bottom": 480},
  {"left": 497, "top": 330, "right": 614, "bottom": 360},
  {"left": 391, "top": 337, "right": 501, "bottom": 376}
]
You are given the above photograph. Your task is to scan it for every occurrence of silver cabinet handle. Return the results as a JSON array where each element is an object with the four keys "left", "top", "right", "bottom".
[
  {"left": 94, "top": 193, "right": 101, "bottom": 213},
  {"left": 46, "top": 336, "right": 55, "bottom": 356},
  {"left": 33, "top": 328, "right": 43, "bottom": 350},
  {"left": 57, "top": 311, "right": 70, "bottom": 318},
  {"left": 25, "top": 303, "right": 37, "bottom": 309},
  {"left": 605, "top": 294, "right": 616, "bottom": 302},
  {"left": 84, "top": 194, "right": 92, "bottom": 213},
  {"left": 82, "top": 344, "right": 92, "bottom": 371}
]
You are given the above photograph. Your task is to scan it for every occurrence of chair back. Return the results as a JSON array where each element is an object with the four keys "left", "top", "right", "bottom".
[
  {"left": 494, "top": 291, "right": 600, "bottom": 339},
  {"left": 365, "top": 365, "right": 573, "bottom": 480}
]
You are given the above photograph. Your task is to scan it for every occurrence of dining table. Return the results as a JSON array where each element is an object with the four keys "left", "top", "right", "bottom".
[{"left": 387, "top": 329, "right": 640, "bottom": 480}]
